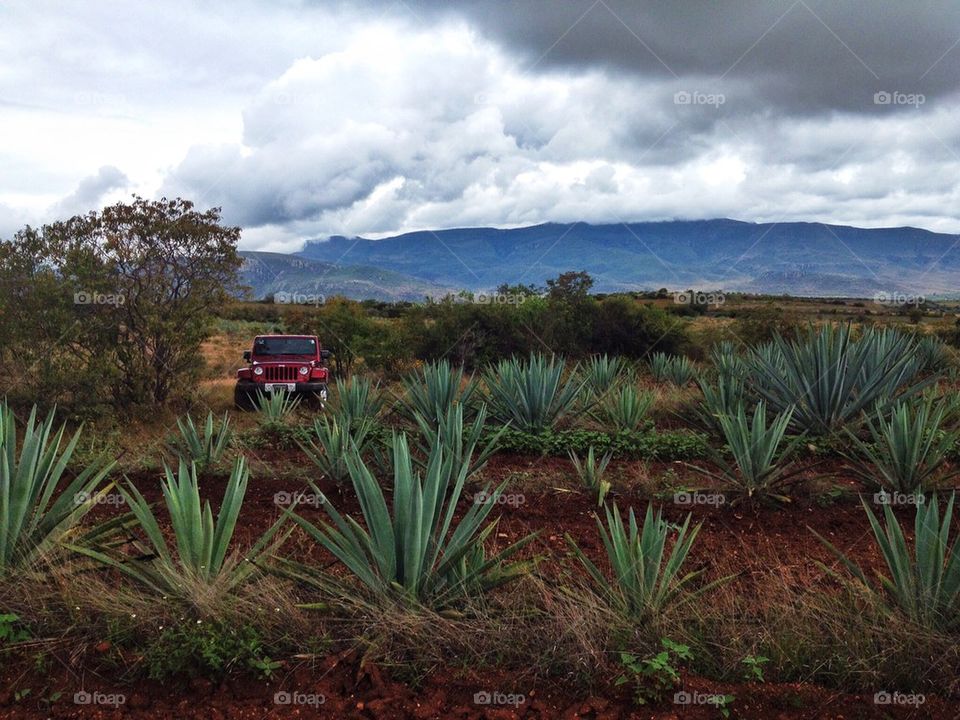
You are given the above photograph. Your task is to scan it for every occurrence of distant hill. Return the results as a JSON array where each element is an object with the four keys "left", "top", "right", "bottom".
[
  {"left": 296, "top": 219, "right": 960, "bottom": 297},
  {"left": 237, "top": 251, "right": 454, "bottom": 302}
]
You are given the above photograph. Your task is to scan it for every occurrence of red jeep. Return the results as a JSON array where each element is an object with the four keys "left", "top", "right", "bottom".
[{"left": 234, "top": 334, "right": 331, "bottom": 409}]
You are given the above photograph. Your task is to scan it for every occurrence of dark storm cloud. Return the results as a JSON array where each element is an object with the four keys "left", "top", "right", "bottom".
[{"left": 392, "top": 0, "right": 960, "bottom": 115}]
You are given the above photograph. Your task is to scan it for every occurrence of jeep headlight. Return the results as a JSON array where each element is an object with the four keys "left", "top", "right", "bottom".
[
  {"left": 253, "top": 366, "right": 264, "bottom": 376},
  {"left": 299, "top": 366, "right": 309, "bottom": 375}
]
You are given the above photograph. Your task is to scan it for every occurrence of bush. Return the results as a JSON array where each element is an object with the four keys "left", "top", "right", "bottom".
[{"left": 490, "top": 428, "right": 710, "bottom": 460}]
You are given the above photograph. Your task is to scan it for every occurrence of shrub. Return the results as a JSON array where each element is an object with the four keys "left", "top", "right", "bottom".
[
  {"left": 692, "top": 402, "right": 806, "bottom": 504},
  {"left": 813, "top": 493, "right": 960, "bottom": 631},
  {"left": 567, "top": 503, "right": 717, "bottom": 618},
  {"left": 649, "top": 353, "right": 697, "bottom": 386},
  {"left": 169, "top": 411, "right": 233, "bottom": 471},
  {"left": 283, "top": 434, "right": 536, "bottom": 607},
  {"left": 74, "top": 459, "right": 287, "bottom": 603},
  {"left": 491, "top": 428, "right": 710, "bottom": 460},
  {"left": 482, "top": 353, "right": 584, "bottom": 432},
  {"left": 0, "top": 402, "right": 114, "bottom": 574},
  {"left": 843, "top": 397, "right": 958, "bottom": 492},
  {"left": 568, "top": 446, "right": 613, "bottom": 505},
  {"left": 593, "top": 385, "right": 654, "bottom": 433},
  {"left": 144, "top": 619, "right": 279, "bottom": 681},
  {"left": 400, "top": 358, "right": 478, "bottom": 426}
]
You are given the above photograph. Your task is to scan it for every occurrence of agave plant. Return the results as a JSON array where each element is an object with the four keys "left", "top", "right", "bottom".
[
  {"left": 255, "top": 390, "right": 302, "bottom": 424},
  {"left": 169, "top": 411, "right": 233, "bottom": 470},
  {"left": 569, "top": 446, "right": 614, "bottom": 506},
  {"left": 593, "top": 385, "right": 654, "bottom": 433},
  {"left": 283, "top": 434, "right": 537, "bottom": 606},
  {"left": 649, "top": 353, "right": 697, "bottom": 386},
  {"left": 300, "top": 415, "right": 373, "bottom": 486},
  {"left": 583, "top": 355, "right": 633, "bottom": 399},
  {"left": 567, "top": 503, "right": 719, "bottom": 618},
  {"left": 73, "top": 458, "right": 288, "bottom": 599},
  {"left": 401, "top": 359, "right": 478, "bottom": 426},
  {"left": 412, "top": 403, "right": 503, "bottom": 478},
  {"left": 709, "top": 341, "right": 748, "bottom": 381},
  {"left": 0, "top": 402, "right": 115, "bottom": 574},
  {"left": 482, "top": 353, "right": 584, "bottom": 432},
  {"left": 915, "top": 335, "right": 951, "bottom": 375},
  {"left": 813, "top": 493, "right": 960, "bottom": 631},
  {"left": 330, "top": 376, "right": 384, "bottom": 427},
  {"left": 746, "top": 325, "right": 933, "bottom": 436},
  {"left": 843, "top": 397, "right": 958, "bottom": 493},
  {"left": 695, "top": 375, "right": 747, "bottom": 435},
  {"left": 692, "top": 402, "right": 806, "bottom": 504}
]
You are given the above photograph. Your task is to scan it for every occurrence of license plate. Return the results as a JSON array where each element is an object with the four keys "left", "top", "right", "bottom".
[{"left": 265, "top": 383, "right": 295, "bottom": 392}]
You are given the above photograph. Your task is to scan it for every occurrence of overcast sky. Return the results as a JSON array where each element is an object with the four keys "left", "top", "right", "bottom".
[{"left": 2, "top": 0, "right": 960, "bottom": 251}]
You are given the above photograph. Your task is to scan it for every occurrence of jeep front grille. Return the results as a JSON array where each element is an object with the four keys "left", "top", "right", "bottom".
[{"left": 263, "top": 366, "right": 300, "bottom": 382}]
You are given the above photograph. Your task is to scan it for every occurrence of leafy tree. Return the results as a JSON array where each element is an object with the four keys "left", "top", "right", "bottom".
[{"left": 0, "top": 196, "right": 241, "bottom": 408}]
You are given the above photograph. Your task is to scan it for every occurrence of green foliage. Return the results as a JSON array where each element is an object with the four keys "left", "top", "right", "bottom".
[
  {"left": 284, "top": 434, "right": 536, "bottom": 607},
  {"left": 844, "top": 397, "right": 958, "bottom": 493},
  {"left": 169, "top": 411, "right": 233, "bottom": 471},
  {"left": 73, "top": 459, "right": 286, "bottom": 599},
  {"left": 649, "top": 352, "right": 697, "bottom": 386},
  {"left": 742, "top": 654, "right": 770, "bottom": 682},
  {"left": 693, "top": 402, "right": 805, "bottom": 504},
  {"left": 568, "top": 446, "right": 613, "bottom": 505},
  {"left": 813, "top": 493, "right": 960, "bottom": 631},
  {"left": 616, "top": 638, "right": 692, "bottom": 705},
  {"left": 491, "top": 428, "right": 710, "bottom": 460},
  {"left": 0, "top": 614, "right": 30, "bottom": 644},
  {"left": 0, "top": 402, "right": 114, "bottom": 574},
  {"left": 254, "top": 390, "right": 302, "bottom": 424},
  {"left": 482, "top": 353, "right": 584, "bottom": 432},
  {"left": 400, "top": 359, "right": 478, "bottom": 426},
  {"left": 301, "top": 416, "right": 374, "bottom": 485},
  {"left": 593, "top": 385, "right": 654, "bottom": 433},
  {"left": 144, "top": 620, "right": 279, "bottom": 681},
  {"left": 709, "top": 340, "right": 748, "bottom": 381},
  {"left": 568, "top": 504, "right": 712, "bottom": 618},
  {"left": 747, "top": 325, "right": 933, "bottom": 435},
  {"left": 0, "top": 197, "right": 242, "bottom": 408},
  {"left": 696, "top": 374, "right": 747, "bottom": 435}
]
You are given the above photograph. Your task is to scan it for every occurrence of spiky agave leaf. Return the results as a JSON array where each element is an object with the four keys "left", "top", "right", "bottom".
[
  {"left": 569, "top": 446, "right": 614, "bottom": 506},
  {"left": 567, "top": 503, "right": 723, "bottom": 618},
  {"left": 285, "top": 434, "right": 537, "bottom": 607},
  {"left": 812, "top": 493, "right": 960, "bottom": 631},
  {"left": 400, "top": 359, "right": 478, "bottom": 427},
  {"left": 169, "top": 411, "right": 233, "bottom": 470},
  {"left": 0, "top": 402, "right": 115, "bottom": 574},
  {"left": 300, "top": 415, "right": 373, "bottom": 486},
  {"left": 255, "top": 390, "right": 302, "bottom": 424},
  {"left": 649, "top": 353, "right": 698, "bottom": 386},
  {"left": 412, "top": 403, "right": 503, "bottom": 478},
  {"left": 482, "top": 353, "right": 584, "bottom": 432},
  {"left": 592, "top": 385, "right": 654, "bottom": 433}
]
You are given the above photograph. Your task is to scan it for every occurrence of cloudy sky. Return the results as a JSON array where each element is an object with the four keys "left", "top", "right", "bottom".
[{"left": 2, "top": 0, "right": 960, "bottom": 251}]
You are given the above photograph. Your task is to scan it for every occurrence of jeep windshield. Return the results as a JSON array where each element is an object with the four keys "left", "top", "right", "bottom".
[{"left": 253, "top": 337, "right": 316, "bottom": 356}]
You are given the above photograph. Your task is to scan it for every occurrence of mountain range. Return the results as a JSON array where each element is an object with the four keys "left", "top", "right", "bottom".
[{"left": 239, "top": 219, "right": 960, "bottom": 300}]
